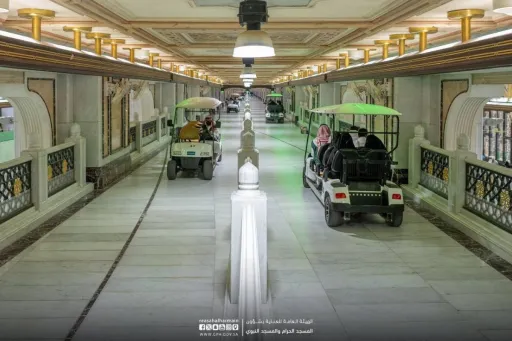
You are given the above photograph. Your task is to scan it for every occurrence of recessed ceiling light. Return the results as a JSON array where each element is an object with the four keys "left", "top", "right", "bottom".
[{"left": 493, "top": 0, "right": 512, "bottom": 15}]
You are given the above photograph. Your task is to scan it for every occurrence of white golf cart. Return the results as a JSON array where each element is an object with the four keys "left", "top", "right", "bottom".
[
  {"left": 167, "top": 97, "right": 223, "bottom": 180},
  {"left": 227, "top": 92, "right": 240, "bottom": 113},
  {"left": 265, "top": 93, "right": 285, "bottom": 123},
  {"left": 302, "top": 103, "right": 404, "bottom": 227}
]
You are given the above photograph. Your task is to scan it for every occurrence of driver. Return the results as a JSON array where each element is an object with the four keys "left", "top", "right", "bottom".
[{"left": 201, "top": 116, "right": 218, "bottom": 141}]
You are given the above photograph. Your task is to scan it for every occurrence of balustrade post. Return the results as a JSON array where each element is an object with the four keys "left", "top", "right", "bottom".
[
  {"left": 230, "top": 158, "right": 267, "bottom": 305},
  {"left": 451, "top": 134, "right": 476, "bottom": 213},
  {"left": 136, "top": 121, "right": 143, "bottom": 153},
  {"left": 408, "top": 125, "right": 429, "bottom": 188},
  {"left": 65, "top": 123, "right": 86, "bottom": 187},
  {"left": 156, "top": 115, "right": 162, "bottom": 142},
  {"left": 21, "top": 133, "right": 48, "bottom": 211}
]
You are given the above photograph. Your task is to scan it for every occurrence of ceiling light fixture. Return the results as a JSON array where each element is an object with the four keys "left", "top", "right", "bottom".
[
  {"left": 240, "top": 58, "right": 257, "bottom": 78},
  {"left": 348, "top": 50, "right": 365, "bottom": 60},
  {"left": 233, "top": 0, "right": 275, "bottom": 58},
  {"left": 244, "top": 82, "right": 252, "bottom": 87},
  {"left": 493, "top": 0, "right": 512, "bottom": 15},
  {"left": 0, "top": 0, "right": 9, "bottom": 13}
]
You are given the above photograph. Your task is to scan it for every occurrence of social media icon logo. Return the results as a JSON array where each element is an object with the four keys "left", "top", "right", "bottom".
[
  {"left": 213, "top": 324, "right": 219, "bottom": 330},
  {"left": 219, "top": 324, "right": 225, "bottom": 331},
  {"left": 199, "top": 324, "right": 206, "bottom": 331},
  {"left": 206, "top": 324, "right": 212, "bottom": 330},
  {"left": 226, "top": 324, "right": 232, "bottom": 331},
  {"left": 232, "top": 324, "right": 239, "bottom": 330}
]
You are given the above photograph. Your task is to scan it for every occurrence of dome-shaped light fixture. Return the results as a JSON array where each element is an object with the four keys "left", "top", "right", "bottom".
[
  {"left": 0, "top": 0, "right": 9, "bottom": 13},
  {"left": 348, "top": 50, "right": 365, "bottom": 60},
  {"left": 493, "top": 0, "right": 512, "bottom": 14},
  {"left": 243, "top": 78, "right": 254, "bottom": 83},
  {"left": 233, "top": 30, "right": 275, "bottom": 58},
  {"left": 233, "top": 0, "right": 275, "bottom": 58},
  {"left": 240, "top": 65, "right": 257, "bottom": 79},
  {"left": 244, "top": 82, "right": 252, "bottom": 87}
]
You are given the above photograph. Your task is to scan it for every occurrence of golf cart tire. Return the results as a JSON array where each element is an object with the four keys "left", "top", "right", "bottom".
[
  {"left": 278, "top": 118, "right": 284, "bottom": 123},
  {"left": 386, "top": 211, "right": 403, "bottom": 227},
  {"left": 167, "top": 160, "right": 177, "bottom": 180},
  {"left": 203, "top": 160, "right": 213, "bottom": 180},
  {"left": 302, "top": 166, "right": 310, "bottom": 188},
  {"left": 324, "top": 195, "right": 343, "bottom": 227},
  {"left": 218, "top": 153, "right": 222, "bottom": 162}
]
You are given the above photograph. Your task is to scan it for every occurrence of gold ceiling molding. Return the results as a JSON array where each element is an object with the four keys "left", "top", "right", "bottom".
[
  {"left": 0, "top": 35, "right": 223, "bottom": 87},
  {"left": 472, "top": 73, "right": 512, "bottom": 85},
  {"left": 274, "top": 32, "right": 512, "bottom": 87}
]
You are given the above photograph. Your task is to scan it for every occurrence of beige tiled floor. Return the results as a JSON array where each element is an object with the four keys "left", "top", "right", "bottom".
[{"left": 0, "top": 98, "right": 511, "bottom": 340}]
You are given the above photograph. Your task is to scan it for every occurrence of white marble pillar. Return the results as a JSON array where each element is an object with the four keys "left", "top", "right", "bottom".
[
  {"left": 408, "top": 125, "right": 429, "bottom": 188},
  {"left": 21, "top": 133, "right": 48, "bottom": 211},
  {"left": 450, "top": 134, "right": 476, "bottom": 213},
  {"left": 65, "top": 123, "right": 86, "bottom": 187}
]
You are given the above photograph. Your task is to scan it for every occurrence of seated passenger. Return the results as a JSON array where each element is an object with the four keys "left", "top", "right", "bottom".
[
  {"left": 311, "top": 124, "right": 331, "bottom": 165},
  {"left": 349, "top": 126, "right": 359, "bottom": 146},
  {"left": 322, "top": 132, "right": 341, "bottom": 168},
  {"left": 179, "top": 120, "right": 201, "bottom": 141},
  {"left": 356, "top": 128, "right": 368, "bottom": 148},
  {"left": 201, "top": 116, "right": 218, "bottom": 141},
  {"left": 324, "top": 133, "right": 355, "bottom": 179},
  {"left": 364, "top": 134, "right": 386, "bottom": 150}
]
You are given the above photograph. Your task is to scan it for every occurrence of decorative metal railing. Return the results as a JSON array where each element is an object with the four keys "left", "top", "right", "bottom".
[
  {"left": 47, "top": 145, "right": 75, "bottom": 196},
  {"left": 0, "top": 159, "right": 32, "bottom": 223},
  {"left": 142, "top": 120, "right": 157, "bottom": 147},
  {"left": 419, "top": 146, "right": 449, "bottom": 199},
  {"left": 465, "top": 161, "right": 512, "bottom": 233},
  {"left": 142, "top": 120, "right": 156, "bottom": 138}
]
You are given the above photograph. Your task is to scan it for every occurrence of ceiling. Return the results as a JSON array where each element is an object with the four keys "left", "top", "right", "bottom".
[{"left": 1, "top": 0, "right": 511, "bottom": 85}]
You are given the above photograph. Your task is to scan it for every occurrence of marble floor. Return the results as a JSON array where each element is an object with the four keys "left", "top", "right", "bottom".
[{"left": 0, "top": 98, "right": 512, "bottom": 341}]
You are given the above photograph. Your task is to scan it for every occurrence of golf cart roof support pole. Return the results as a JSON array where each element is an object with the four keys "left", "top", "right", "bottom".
[{"left": 304, "top": 112, "right": 314, "bottom": 161}]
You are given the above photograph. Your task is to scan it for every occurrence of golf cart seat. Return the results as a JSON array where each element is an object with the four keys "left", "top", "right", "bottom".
[
  {"left": 179, "top": 121, "right": 201, "bottom": 141},
  {"left": 317, "top": 143, "right": 330, "bottom": 166},
  {"left": 335, "top": 149, "right": 390, "bottom": 186}
]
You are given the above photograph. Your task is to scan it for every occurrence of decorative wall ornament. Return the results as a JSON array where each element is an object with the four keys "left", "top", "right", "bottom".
[{"left": 132, "top": 80, "right": 149, "bottom": 100}]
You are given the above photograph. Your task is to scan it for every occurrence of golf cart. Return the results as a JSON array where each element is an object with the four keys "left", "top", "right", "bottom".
[
  {"left": 302, "top": 103, "right": 404, "bottom": 227},
  {"left": 265, "top": 93, "right": 285, "bottom": 123},
  {"left": 227, "top": 93, "right": 240, "bottom": 113},
  {"left": 167, "top": 97, "right": 223, "bottom": 180}
]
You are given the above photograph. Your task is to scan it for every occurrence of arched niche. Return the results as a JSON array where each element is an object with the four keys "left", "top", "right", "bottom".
[
  {"left": 341, "top": 85, "right": 366, "bottom": 126},
  {"left": 0, "top": 83, "right": 52, "bottom": 156},
  {"left": 444, "top": 84, "right": 503, "bottom": 152},
  {"left": 130, "top": 87, "right": 155, "bottom": 122}
]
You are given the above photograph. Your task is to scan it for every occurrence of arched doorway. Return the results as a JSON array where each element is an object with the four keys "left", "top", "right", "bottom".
[
  {"left": 0, "top": 83, "right": 52, "bottom": 158},
  {"left": 444, "top": 84, "right": 503, "bottom": 152}
]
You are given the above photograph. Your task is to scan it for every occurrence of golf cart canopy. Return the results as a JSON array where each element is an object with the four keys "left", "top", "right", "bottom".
[
  {"left": 309, "top": 103, "right": 401, "bottom": 118},
  {"left": 176, "top": 97, "right": 222, "bottom": 109},
  {"left": 266, "top": 93, "right": 283, "bottom": 98}
]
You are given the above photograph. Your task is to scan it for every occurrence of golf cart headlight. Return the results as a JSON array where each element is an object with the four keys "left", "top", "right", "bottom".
[
  {"left": 200, "top": 152, "right": 210, "bottom": 156},
  {"left": 173, "top": 151, "right": 182, "bottom": 155},
  {"left": 265, "top": 113, "right": 270, "bottom": 117},
  {"left": 279, "top": 113, "right": 284, "bottom": 117}
]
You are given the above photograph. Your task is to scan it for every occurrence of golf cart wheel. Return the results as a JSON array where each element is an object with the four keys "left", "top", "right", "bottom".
[
  {"left": 218, "top": 153, "right": 222, "bottom": 162},
  {"left": 302, "top": 166, "right": 310, "bottom": 188},
  {"left": 324, "top": 195, "right": 343, "bottom": 227},
  {"left": 203, "top": 159, "right": 213, "bottom": 180},
  {"left": 278, "top": 118, "right": 284, "bottom": 123},
  {"left": 386, "top": 212, "right": 403, "bottom": 227},
  {"left": 167, "top": 160, "right": 177, "bottom": 180}
]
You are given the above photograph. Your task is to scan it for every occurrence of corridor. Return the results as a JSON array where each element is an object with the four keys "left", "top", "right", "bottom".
[{"left": 0, "top": 97, "right": 511, "bottom": 341}]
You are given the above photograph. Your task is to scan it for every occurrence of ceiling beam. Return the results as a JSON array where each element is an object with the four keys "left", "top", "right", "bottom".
[{"left": 3, "top": 19, "right": 497, "bottom": 30}]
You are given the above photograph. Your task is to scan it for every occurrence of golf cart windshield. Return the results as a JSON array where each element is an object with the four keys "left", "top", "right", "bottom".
[{"left": 304, "top": 103, "right": 401, "bottom": 160}]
